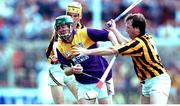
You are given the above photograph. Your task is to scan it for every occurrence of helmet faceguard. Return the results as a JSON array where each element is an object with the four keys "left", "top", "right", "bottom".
[
  {"left": 54, "top": 15, "right": 75, "bottom": 42},
  {"left": 66, "top": 1, "right": 82, "bottom": 17}
]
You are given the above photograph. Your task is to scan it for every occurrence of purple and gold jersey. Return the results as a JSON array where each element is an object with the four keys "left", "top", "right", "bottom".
[
  {"left": 46, "top": 22, "right": 84, "bottom": 64},
  {"left": 56, "top": 28, "right": 112, "bottom": 84}
]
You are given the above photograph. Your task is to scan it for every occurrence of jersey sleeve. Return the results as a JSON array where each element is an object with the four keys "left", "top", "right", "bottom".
[
  {"left": 87, "top": 28, "right": 109, "bottom": 42},
  {"left": 115, "top": 39, "right": 143, "bottom": 56}
]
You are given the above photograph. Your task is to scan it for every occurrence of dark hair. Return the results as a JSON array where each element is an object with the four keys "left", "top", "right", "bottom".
[{"left": 125, "top": 13, "right": 146, "bottom": 36}]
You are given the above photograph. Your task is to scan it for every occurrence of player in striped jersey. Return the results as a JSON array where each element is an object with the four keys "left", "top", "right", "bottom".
[
  {"left": 73, "top": 13, "right": 171, "bottom": 104},
  {"left": 46, "top": 1, "right": 84, "bottom": 104}
]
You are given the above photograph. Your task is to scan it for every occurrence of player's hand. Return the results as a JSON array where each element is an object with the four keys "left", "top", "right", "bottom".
[
  {"left": 72, "top": 46, "right": 89, "bottom": 56},
  {"left": 72, "top": 64, "right": 83, "bottom": 74},
  {"left": 50, "top": 55, "right": 58, "bottom": 63},
  {"left": 105, "top": 19, "right": 116, "bottom": 31}
]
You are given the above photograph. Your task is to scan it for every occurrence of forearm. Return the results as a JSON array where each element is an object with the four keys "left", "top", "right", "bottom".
[
  {"left": 108, "top": 31, "right": 119, "bottom": 46},
  {"left": 86, "top": 46, "right": 118, "bottom": 56},
  {"left": 111, "top": 28, "right": 129, "bottom": 44}
]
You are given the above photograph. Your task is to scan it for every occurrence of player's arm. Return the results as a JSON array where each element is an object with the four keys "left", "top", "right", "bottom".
[
  {"left": 86, "top": 28, "right": 120, "bottom": 46},
  {"left": 64, "top": 64, "right": 83, "bottom": 76},
  {"left": 73, "top": 39, "right": 143, "bottom": 56},
  {"left": 73, "top": 46, "right": 118, "bottom": 56},
  {"left": 106, "top": 19, "right": 129, "bottom": 44},
  {"left": 46, "top": 31, "right": 56, "bottom": 60},
  {"left": 107, "top": 31, "right": 119, "bottom": 46},
  {"left": 64, "top": 66, "right": 74, "bottom": 76},
  {"left": 47, "top": 54, "right": 58, "bottom": 64},
  {"left": 46, "top": 30, "right": 61, "bottom": 64}
]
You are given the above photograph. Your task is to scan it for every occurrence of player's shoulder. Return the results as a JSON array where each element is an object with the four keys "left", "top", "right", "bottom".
[{"left": 76, "top": 27, "right": 87, "bottom": 35}]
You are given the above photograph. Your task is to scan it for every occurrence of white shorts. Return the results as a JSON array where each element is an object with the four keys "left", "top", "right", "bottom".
[
  {"left": 141, "top": 73, "right": 171, "bottom": 97},
  {"left": 48, "top": 64, "right": 76, "bottom": 86},
  {"left": 76, "top": 81, "right": 110, "bottom": 100}
]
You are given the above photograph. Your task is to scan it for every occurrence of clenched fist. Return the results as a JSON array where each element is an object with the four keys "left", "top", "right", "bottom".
[{"left": 72, "top": 64, "right": 83, "bottom": 74}]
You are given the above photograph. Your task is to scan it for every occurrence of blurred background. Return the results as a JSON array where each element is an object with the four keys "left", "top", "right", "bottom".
[{"left": 0, "top": 0, "right": 180, "bottom": 104}]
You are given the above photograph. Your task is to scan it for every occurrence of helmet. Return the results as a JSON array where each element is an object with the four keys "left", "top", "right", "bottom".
[
  {"left": 54, "top": 15, "right": 74, "bottom": 42},
  {"left": 66, "top": 1, "right": 82, "bottom": 17},
  {"left": 55, "top": 15, "right": 73, "bottom": 29}
]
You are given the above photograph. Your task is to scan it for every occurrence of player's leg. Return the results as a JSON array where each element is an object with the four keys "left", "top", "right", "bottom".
[
  {"left": 141, "top": 95, "right": 150, "bottom": 104},
  {"left": 150, "top": 90, "right": 168, "bottom": 104},
  {"left": 98, "top": 78, "right": 114, "bottom": 104},
  {"left": 50, "top": 85, "right": 64, "bottom": 104},
  {"left": 78, "top": 98, "right": 96, "bottom": 104},
  {"left": 141, "top": 78, "right": 150, "bottom": 104},
  {"left": 97, "top": 91, "right": 111, "bottom": 104},
  {"left": 48, "top": 64, "right": 65, "bottom": 104},
  {"left": 106, "top": 78, "right": 115, "bottom": 104},
  {"left": 76, "top": 82, "right": 97, "bottom": 104},
  {"left": 65, "top": 75, "right": 78, "bottom": 100},
  {"left": 78, "top": 90, "right": 96, "bottom": 104},
  {"left": 98, "top": 97, "right": 112, "bottom": 104},
  {"left": 141, "top": 73, "right": 171, "bottom": 104},
  {"left": 78, "top": 88, "right": 97, "bottom": 104},
  {"left": 95, "top": 81, "right": 111, "bottom": 104},
  {"left": 149, "top": 73, "right": 171, "bottom": 104}
]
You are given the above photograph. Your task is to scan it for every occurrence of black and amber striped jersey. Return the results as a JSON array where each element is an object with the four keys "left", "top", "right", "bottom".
[
  {"left": 46, "top": 22, "right": 84, "bottom": 64},
  {"left": 115, "top": 34, "right": 166, "bottom": 81}
]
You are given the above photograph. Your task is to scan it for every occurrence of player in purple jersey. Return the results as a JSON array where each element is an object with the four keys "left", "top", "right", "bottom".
[
  {"left": 54, "top": 15, "right": 119, "bottom": 104},
  {"left": 46, "top": 2, "right": 83, "bottom": 104}
]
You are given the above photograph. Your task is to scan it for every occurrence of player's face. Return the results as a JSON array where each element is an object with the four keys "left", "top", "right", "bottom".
[
  {"left": 67, "top": 12, "right": 81, "bottom": 25},
  {"left": 57, "top": 24, "right": 70, "bottom": 36},
  {"left": 125, "top": 20, "right": 139, "bottom": 39},
  {"left": 56, "top": 24, "right": 74, "bottom": 42}
]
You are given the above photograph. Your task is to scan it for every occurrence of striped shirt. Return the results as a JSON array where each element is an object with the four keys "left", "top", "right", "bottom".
[{"left": 115, "top": 34, "right": 166, "bottom": 81}]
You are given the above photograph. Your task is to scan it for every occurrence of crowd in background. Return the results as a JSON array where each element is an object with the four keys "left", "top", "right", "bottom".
[{"left": 0, "top": 0, "right": 180, "bottom": 104}]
